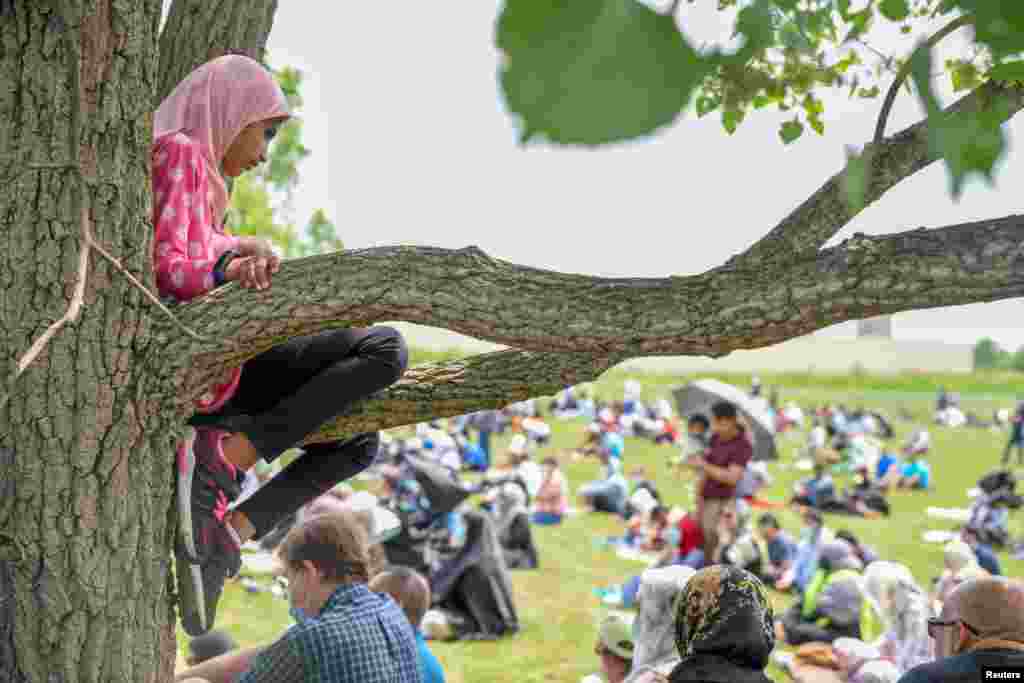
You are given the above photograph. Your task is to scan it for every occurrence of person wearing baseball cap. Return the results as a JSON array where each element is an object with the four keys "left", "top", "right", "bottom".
[{"left": 581, "top": 614, "right": 635, "bottom": 683}]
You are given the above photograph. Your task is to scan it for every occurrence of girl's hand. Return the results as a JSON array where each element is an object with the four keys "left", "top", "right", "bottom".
[
  {"left": 238, "top": 236, "right": 277, "bottom": 260},
  {"left": 227, "top": 255, "right": 279, "bottom": 290}
]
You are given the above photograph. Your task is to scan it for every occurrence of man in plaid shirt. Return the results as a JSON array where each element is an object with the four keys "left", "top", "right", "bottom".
[{"left": 175, "top": 511, "right": 421, "bottom": 683}]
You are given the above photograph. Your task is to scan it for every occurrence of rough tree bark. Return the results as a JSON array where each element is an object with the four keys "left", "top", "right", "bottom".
[
  {"left": 157, "top": 0, "right": 279, "bottom": 102},
  {"left": 1, "top": 1, "right": 1023, "bottom": 682},
  {"left": 0, "top": 1, "right": 276, "bottom": 682}
]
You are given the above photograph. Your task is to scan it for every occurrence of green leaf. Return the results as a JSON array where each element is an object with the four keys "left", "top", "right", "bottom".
[
  {"left": 842, "top": 9, "right": 873, "bottom": 43},
  {"left": 879, "top": 0, "right": 910, "bottom": 22},
  {"left": 857, "top": 85, "right": 881, "bottom": 98},
  {"left": 948, "top": 59, "right": 980, "bottom": 93},
  {"left": 733, "top": 0, "right": 777, "bottom": 60},
  {"left": 910, "top": 46, "right": 942, "bottom": 118},
  {"left": 497, "top": 0, "right": 703, "bottom": 145},
  {"left": 779, "top": 22, "right": 813, "bottom": 52},
  {"left": 779, "top": 118, "right": 804, "bottom": 143},
  {"left": 947, "top": 1, "right": 1024, "bottom": 59},
  {"left": 802, "top": 94, "right": 824, "bottom": 116},
  {"left": 696, "top": 95, "right": 720, "bottom": 117},
  {"left": 913, "top": 45, "right": 1007, "bottom": 197},
  {"left": 809, "top": 116, "right": 825, "bottom": 135},
  {"left": 841, "top": 146, "right": 874, "bottom": 212},
  {"left": 722, "top": 108, "right": 745, "bottom": 134},
  {"left": 989, "top": 60, "right": 1024, "bottom": 85},
  {"left": 834, "top": 51, "right": 860, "bottom": 74}
]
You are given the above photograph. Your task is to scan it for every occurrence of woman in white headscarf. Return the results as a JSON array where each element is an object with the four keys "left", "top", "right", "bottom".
[
  {"left": 624, "top": 566, "right": 696, "bottom": 683},
  {"left": 862, "top": 561, "right": 933, "bottom": 674}
]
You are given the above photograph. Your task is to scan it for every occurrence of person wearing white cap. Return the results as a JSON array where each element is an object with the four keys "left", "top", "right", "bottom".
[{"left": 580, "top": 614, "right": 636, "bottom": 683}]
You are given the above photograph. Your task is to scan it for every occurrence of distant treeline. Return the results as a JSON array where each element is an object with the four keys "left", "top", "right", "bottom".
[
  {"left": 406, "top": 346, "right": 1022, "bottom": 400},
  {"left": 973, "top": 338, "right": 1024, "bottom": 374}
]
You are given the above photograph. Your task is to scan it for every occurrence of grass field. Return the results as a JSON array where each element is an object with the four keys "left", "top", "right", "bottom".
[{"left": 175, "top": 368, "right": 1024, "bottom": 682}]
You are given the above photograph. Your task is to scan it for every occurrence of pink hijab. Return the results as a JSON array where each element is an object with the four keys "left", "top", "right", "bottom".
[{"left": 153, "top": 55, "right": 290, "bottom": 229}]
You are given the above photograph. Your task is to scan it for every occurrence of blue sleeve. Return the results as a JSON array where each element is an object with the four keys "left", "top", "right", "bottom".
[
  {"left": 978, "top": 548, "right": 1002, "bottom": 576},
  {"left": 420, "top": 645, "right": 446, "bottom": 683}
]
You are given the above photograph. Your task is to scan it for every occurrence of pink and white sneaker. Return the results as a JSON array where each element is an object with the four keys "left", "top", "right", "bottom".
[{"left": 174, "top": 427, "right": 243, "bottom": 636}]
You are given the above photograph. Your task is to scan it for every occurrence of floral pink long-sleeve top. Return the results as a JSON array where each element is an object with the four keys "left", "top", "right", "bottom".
[{"left": 152, "top": 132, "right": 241, "bottom": 413}]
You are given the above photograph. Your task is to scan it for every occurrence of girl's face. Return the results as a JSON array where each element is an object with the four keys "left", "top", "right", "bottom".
[{"left": 222, "top": 117, "right": 286, "bottom": 177}]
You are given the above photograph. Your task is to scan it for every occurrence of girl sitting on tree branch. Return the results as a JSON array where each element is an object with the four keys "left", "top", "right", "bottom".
[{"left": 152, "top": 55, "right": 408, "bottom": 636}]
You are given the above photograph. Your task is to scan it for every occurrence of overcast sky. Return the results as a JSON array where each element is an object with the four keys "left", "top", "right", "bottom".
[{"left": 162, "top": 2, "right": 1024, "bottom": 351}]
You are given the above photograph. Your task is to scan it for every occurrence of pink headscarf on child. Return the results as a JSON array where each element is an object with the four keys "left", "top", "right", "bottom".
[{"left": 153, "top": 54, "right": 290, "bottom": 229}]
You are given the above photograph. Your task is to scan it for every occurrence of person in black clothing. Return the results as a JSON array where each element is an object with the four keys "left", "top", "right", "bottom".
[{"left": 898, "top": 577, "right": 1024, "bottom": 683}]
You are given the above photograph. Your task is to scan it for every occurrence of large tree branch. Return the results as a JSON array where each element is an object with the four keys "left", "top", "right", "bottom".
[
  {"left": 157, "top": 0, "right": 278, "bottom": 103},
  {"left": 155, "top": 212, "right": 1024, "bottom": 434},
  {"left": 295, "top": 212, "right": 1024, "bottom": 444},
  {"left": 729, "top": 81, "right": 1024, "bottom": 269}
]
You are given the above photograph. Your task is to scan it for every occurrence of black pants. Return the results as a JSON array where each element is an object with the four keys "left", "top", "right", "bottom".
[
  {"left": 189, "top": 326, "right": 408, "bottom": 537},
  {"left": 780, "top": 604, "right": 860, "bottom": 645}
]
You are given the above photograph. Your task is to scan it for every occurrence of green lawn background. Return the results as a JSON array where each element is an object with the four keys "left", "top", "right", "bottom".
[{"left": 177, "top": 364, "right": 1024, "bottom": 681}]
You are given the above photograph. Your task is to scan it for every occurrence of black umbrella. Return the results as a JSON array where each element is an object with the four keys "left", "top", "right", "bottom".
[{"left": 672, "top": 379, "right": 778, "bottom": 461}]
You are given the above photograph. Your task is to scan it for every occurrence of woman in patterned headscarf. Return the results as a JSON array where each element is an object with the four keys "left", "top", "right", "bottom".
[{"left": 666, "top": 565, "right": 775, "bottom": 683}]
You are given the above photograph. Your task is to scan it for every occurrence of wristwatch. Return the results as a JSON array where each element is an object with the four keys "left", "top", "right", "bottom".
[{"left": 212, "top": 249, "right": 239, "bottom": 286}]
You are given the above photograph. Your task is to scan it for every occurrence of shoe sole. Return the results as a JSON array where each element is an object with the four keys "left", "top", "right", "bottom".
[{"left": 175, "top": 427, "right": 208, "bottom": 635}]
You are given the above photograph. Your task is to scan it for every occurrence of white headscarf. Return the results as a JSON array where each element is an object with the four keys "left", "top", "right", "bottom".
[
  {"left": 623, "top": 566, "right": 696, "bottom": 683},
  {"left": 862, "top": 562, "right": 933, "bottom": 674},
  {"left": 863, "top": 562, "right": 915, "bottom": 627}
]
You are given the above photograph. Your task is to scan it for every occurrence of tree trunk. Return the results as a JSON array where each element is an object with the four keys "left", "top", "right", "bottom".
[
  {"left": 157, "top": 0, "right": 279, "bottom": 103},
  {"left": 0, "top": 2, "right": 175, "bottom": 682}
]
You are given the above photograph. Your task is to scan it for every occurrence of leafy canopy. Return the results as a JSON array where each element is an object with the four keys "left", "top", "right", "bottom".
[{"left": 497, "top": 0, "right": 1024, "bottom": 196}]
